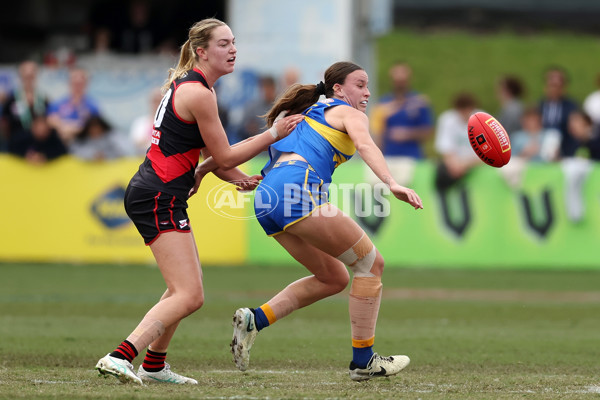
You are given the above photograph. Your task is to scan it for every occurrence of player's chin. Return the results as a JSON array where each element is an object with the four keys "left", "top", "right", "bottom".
[{"left": 223, "top": 63, "right": 235, "bottom": 74}]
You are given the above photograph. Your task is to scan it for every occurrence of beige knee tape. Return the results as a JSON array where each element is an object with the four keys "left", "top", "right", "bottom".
[
  {"left": 336, "top": 234, "right": 376, "bottom": 277},
  {"left": 349, "top": 276, "right": 382, "bottom": 341},
  {"left": 126, "top": 318, "right": 166, "bottom": 352},
  {"left": 350, "top": 276, "right": 382, "bottom": 297}
]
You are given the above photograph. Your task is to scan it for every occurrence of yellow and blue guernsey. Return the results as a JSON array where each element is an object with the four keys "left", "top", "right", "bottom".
[
  {"left": 255, "top": 98, "right": 357, "bottom": 236},
  {"left": 261, "top": 98, "right": 356, "bottom": 182}
]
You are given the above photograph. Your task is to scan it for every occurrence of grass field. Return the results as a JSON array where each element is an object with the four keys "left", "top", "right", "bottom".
[{"left": 1, "top": 263, "right": 599, "bottom": 399}]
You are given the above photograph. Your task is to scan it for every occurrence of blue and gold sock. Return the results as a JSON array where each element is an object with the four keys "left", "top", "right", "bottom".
[
  {"left": 252, "top": 304, "right": 277, "bottom": 331},
  {"left": 352, "top": 337, "right": 375, "bottom": 368}
]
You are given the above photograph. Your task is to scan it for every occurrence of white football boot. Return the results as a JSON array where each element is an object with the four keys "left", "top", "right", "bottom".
[
  {"left": 348, "top": 353, "right": 410, "bottom": 382},
  {"left": 95, "top": 354, "right": 144, "bottom": 385},
  {"left": 230, "top": 308, "right": 258, "bottom": 371},
  {"left": 137, "top": 363, "right": 198, "bottom": 384}
]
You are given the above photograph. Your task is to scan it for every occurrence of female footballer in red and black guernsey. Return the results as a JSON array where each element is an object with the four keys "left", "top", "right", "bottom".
[{"left": 95, "top": 18, "right": 302, "bottom": 385}]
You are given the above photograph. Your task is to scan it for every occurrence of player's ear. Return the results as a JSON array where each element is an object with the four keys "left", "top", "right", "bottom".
[
  {"left": 333, "top": 83, "right": 342, "bottom": 95},
  {"left": 196, "top": 46, "right": 207, "bottom": 60}
]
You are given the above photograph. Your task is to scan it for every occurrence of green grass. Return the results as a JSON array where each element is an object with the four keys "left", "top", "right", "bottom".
[{"left": 1, "top": 263, "right": 600, "bottom": 399}]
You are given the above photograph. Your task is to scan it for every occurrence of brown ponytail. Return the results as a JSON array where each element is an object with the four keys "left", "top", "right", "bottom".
[
  {"left": 264, "top": 84, "right": 322, "bottom": 127},
  {"left": 264, "top": 61, "right": 364, "bottom": 126}
]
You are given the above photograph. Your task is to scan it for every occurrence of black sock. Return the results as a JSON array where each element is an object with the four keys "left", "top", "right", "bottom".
[
  {"left": 109, "top": 340, "right": 138, "bottom": 362},
  {"left": 142, "top": 349, "right": 167, "bottom": 372}
]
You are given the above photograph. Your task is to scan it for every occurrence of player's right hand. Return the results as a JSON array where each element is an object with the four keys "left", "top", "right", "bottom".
[
  {"left": 188, "top": 170, "right": 205, "bottom": 199},
  {"left": 390, "top": 184, "right": 423, "bottom": 210},
  {"left": 275, "top": 114, "right": 304, "bottom": 139}
]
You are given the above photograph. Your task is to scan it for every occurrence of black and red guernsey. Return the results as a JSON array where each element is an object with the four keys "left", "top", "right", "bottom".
[{"left": 130, "top": 68, "right": 209, "bottom": 201}]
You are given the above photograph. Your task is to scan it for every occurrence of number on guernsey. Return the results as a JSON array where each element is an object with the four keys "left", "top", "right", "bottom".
[{"left": 153, "top": 89, "right": 172, "bottom": 128}]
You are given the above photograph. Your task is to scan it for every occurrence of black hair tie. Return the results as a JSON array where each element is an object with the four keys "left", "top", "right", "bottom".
[{"left": 315, "top": 81, "right": 326, "bottom": 95}]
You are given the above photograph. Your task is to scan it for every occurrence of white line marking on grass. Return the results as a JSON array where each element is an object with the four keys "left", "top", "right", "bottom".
[
  {"left": 32, "top": 379, "right": 90, "bottom": 384},
  {"left": 507, "top": 390, "right": 536, "bottom": 393},
  {"left": 196, "top": 397, "right": 287, "bottom": 400},
  {"left": 409, "top": 384, "right": 600, "bottom": 395},
  {"left": 207, "top": 369, "right": 308, "bottom": 374},
  {"left": 199, "top": 397, "right": 263, "bottom": 400},
  {"left": 384, "top": 288, "right": 600, "bottom": 303},
  {"left": 583, "top": 386, "right": 600, "bottom": 393}
]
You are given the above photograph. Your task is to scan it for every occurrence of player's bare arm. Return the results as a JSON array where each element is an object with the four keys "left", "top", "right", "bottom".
[
  {"left": 339, "top": 107, "right": 423, "bottom": 209},
  {"left": 182, "top": 84, "right": 302, "bottom": 170},
  {"left": 188, "top": 146, "right": 262, "bottom": 198},
  {"left": 199, "top": 146, "right": 254, "bottom": 183}
]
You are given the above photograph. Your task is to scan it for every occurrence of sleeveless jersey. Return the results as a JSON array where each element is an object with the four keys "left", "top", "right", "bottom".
[
  {"left": 130, "top": 68, "right": 208, "bottom": 200},
  {"left": 262, "top": 98, "right": 356, "bottom": 183}
]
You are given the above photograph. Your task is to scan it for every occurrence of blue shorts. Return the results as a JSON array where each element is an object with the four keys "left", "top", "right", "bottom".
[{"left": 255, "top": 160, "right": 329, "bottom": 236}]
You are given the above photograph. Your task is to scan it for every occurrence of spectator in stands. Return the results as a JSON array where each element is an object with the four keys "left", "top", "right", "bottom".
[
  {"left": 562, "top": 110, "right": 600, "bottom": 222},
  {"left": 88, "top": 26, "right": 116, "bottom": 64},
  {"left": 93, "top": 27, "right": 113, "bottom": 55},
  {"left": 583, "top": 73, "right": 600, "bottom": 126},
  {"left": 433, "top": 92, "right": 481, "bottom": 237},
  {"left": 240, "top": 75, "right": 277, "bottom": 141},
  {"left": 500, "top": 107, "right": 560, "bottom": 188},
  {"left": 539, "top": 66, "right": 578, "bottom": 157},
  {"left": 434, "top": 92, "right": 481, "bottom": 191},
  {"left": 511, "top": 107, "right": 560, "bottom": 162},
  {"left": 116, "top": 0, "right": 161, "bottom": 54},
  {"left": 47, "top": 67, "right": 101, "bottom": 145},
  {"left": 496, "top": 75, "right": 525, "bottom": 136},
  {"left": 368, "top": 61, "right": 433, "bottom": 185},
  {"left": 7, "top": 115, "right": 68, "bottom": 164},
  {"left": 70, "top": 115, "right": 130, "bottom": 161},
  {"left": 129, "top": 87, "right": 162, "bottom": 155},
  {"left": 569, "top": 110, "right": 600, "bottom": 161},
  {"left": 281, "top": 66, "right": 300, "bottom": 93},
  {"left": 1, "top": 60, "right": 49, "bottom": 155},
  {"left": 370, "top": 62, "right": 433, "bottom": 158}
]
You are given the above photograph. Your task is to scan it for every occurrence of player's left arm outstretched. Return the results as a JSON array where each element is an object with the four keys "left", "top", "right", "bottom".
[{"left": 343, "top": 108, "right": 423, "bottom": 210}]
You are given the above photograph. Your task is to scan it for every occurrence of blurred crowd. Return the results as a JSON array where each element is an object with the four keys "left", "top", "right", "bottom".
[
  {"left": 370, "top": 62, "right": 599, "bottom": 171},
  {"left": 367, "top": 61, "right": 600, "bottom": 223},
  {"left": 0, "top": 60, "right": 298, "bottom": 163},
  {"left": 0, "top": 62, "right": 131, "bottom": 163},
  {"left": 1, "top": 57, "right": 599, "bottom": 220}
]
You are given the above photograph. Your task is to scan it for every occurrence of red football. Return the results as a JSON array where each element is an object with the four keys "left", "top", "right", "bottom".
[{"left": 467, "top": 112, "right": 511, "bottom": 168}]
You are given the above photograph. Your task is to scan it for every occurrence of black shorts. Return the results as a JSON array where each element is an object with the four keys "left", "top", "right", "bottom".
[{"left": 124, "top": 184, "right": 191, "bottom": 245}]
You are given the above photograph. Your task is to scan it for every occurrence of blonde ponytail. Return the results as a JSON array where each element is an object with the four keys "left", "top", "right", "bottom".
[
  {"left": 160, "top": 18, "right": 227, "bottom": 93},
  {"left": 161, "top": 40, "right": 195, "bottom": 93}
]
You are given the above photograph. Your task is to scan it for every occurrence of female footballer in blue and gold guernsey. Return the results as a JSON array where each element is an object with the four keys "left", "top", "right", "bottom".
[
  {"left": 255, "top": 97, "right": 357, "bottom": 235},
  {"left": 194, "top": 61, "right": 423, "bottom": 381},
  {"left": 263, "top": 97, "right": 357, "bottom": 182}
]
